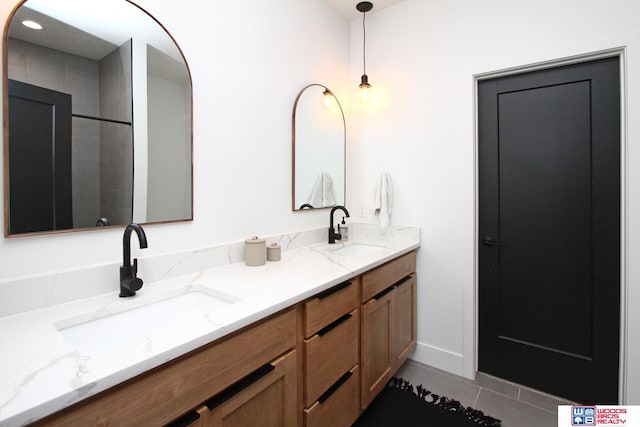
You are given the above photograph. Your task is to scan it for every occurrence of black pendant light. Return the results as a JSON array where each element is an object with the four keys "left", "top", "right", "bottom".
[{"left": 356, "top": 1, "right": 373, "bottom": 101}]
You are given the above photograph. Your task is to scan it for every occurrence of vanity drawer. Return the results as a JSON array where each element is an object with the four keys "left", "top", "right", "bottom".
[
  {"left": 304, "top": 309, "right": 359, "bottom": 407},
  {"left": 362, "top": 251, "right": 416, "bottom": 302},
  {"left": 303, "top": 278, "right": 359, "bottom": 337},
  {"left": 304, "top": 365, "right": 360, "bottom": 427}
]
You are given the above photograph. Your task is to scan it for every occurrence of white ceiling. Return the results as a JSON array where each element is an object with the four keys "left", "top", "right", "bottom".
[
  {"left": 9, "top": 0, "right": 407, "bottom": 62},
  {"left": 9, "top": 0, "right": 182, "bottom": 62},
  {"left": 322, "top": 0, "right": 408, "bottom": 19}
]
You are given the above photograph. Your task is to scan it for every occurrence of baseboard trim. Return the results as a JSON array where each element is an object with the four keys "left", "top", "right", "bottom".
[{"left": 409, "top": 341, "right": 465, "bottom": 377}]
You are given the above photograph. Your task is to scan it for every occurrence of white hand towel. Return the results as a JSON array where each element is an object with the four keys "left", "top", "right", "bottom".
[
  {"left": 373, "top": 172, "right": 393, "bottom": 229},
  {"left": 307, "top": 173, "right": 336, "bottom": 208}
]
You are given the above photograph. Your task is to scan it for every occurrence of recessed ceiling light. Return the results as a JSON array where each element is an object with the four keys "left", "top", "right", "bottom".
[{"left": 22, "top": 20, "right": 43, "bottom": 30}]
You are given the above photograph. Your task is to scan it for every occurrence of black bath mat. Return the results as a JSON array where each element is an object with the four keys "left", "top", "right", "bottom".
[{"left": 353, "top": 378, "right": 502, "bottom": 427}]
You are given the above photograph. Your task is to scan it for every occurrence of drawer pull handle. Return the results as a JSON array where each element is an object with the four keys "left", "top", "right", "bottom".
[
  {"left": 394, "top": 275, "right": 413, "bottom": 288},
  {"left": 317, "top": 313, "right": 352, "bottom": 337},
  {"left": 204, "top": 363, "right": 275, "bottom": 410},
  {"left": 373, "top": 286, "right": 395, "bottom": 301},
  {"left": 316, "top": 281, "right": 352, "bottom": 300},
  {"left": 317, "top": 371, "right": 353, "bottom": 404},
  {"left": 165, "top": 410, "right": 200, "bottom": 427}
]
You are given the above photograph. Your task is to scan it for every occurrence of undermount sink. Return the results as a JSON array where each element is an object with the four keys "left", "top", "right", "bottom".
[
  {"left": 330, "top": 243, "right": 384, "bottom": 256},
  {"left": 55, "top": 286, "right": 240, "bottom": 356}
]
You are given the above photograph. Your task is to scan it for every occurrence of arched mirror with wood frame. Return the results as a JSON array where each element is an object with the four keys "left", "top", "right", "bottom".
[
  {"left": 4, "top": 0, "right": 193, "bottom": 236},
  {"left": 292, "top": 84, "right": 345, "bottom": 211}
]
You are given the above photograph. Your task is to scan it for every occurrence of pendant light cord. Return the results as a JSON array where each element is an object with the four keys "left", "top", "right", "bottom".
[{"left": 362, "top": 11, "right": 367, "bottom": 75}]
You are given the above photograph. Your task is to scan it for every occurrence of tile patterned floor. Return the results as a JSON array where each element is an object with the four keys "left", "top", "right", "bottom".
[{"left": 396, "top": 360, "right": 573, "bottom": 426}]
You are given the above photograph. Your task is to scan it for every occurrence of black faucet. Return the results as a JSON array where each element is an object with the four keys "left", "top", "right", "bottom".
[
  {"left": 120, "top": 223, "right": 148, "bottom": 297},
  {"left": 95, "top": 217, "right": 111, "bottom": 226},
  {"left": 328, "top": 205, "right": 350, "bottom": 244}
]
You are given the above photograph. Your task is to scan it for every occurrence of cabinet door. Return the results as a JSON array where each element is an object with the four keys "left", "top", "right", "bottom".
[
  {"left": 202, "top": 350, "right": 297, "bottom": 427},
  {"left": 393, "top": 275, "right": 417, "bottom": 368},
  {"left": 360, "top": 286, "right": 396, "bottom": 408}
]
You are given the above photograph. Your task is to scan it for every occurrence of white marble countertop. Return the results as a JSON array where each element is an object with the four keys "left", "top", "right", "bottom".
[{"left": 0, "top": 230, "right": 419, "bottom": 426}]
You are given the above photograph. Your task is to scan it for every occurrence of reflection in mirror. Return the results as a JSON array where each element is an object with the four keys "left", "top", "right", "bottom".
[
  {"left": 4, "top": 0, "right": 192, "bottom": 236},
  {"left": 292, "top": 84, "right": 345, "bottom": 211}
]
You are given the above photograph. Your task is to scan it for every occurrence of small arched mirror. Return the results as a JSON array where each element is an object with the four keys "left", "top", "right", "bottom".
[
  {"left": 292, "top": 84, "right": 345, "bottom": 211},
  {"left": 4, "top": 0, "right": 192, "bottom": 236}
]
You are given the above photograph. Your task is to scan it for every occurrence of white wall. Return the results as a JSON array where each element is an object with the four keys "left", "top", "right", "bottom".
[
  {"left": 0, "top": 0, "right": 350, "bottom": 278},
  {"left": 349, "top": 0, "right": 640, "bottom": 403},
  {"left": 146, "top": 70, "right": 192, "bottom": 222}
]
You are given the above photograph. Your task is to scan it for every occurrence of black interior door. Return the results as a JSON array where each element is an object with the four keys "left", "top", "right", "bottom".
[
  {"left": 478, "top": 57, "right": 620, "bottom": 404},
  {"left": 8, "top": 79, "right": 72, "bottom": 234}
]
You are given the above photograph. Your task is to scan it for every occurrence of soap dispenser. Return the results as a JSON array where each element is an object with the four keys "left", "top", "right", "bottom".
[{"left": 338, "top": 217, "right": 349, "bottom": 242}]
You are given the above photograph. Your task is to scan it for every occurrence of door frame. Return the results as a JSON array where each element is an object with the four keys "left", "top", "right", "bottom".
[{"left": 470, "top": 47, "right": 628, "bottom": 403}]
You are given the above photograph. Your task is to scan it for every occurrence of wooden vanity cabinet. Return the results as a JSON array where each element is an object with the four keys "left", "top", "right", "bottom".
[
  {"left": 360, "top": 251, "right": 417, "bottom": 408},
  {"left": 302, "top": 279, "right": 360, "bottom": 427},
  {"left": 30, "top": 250, "right": 417, "bottom": 427}
]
